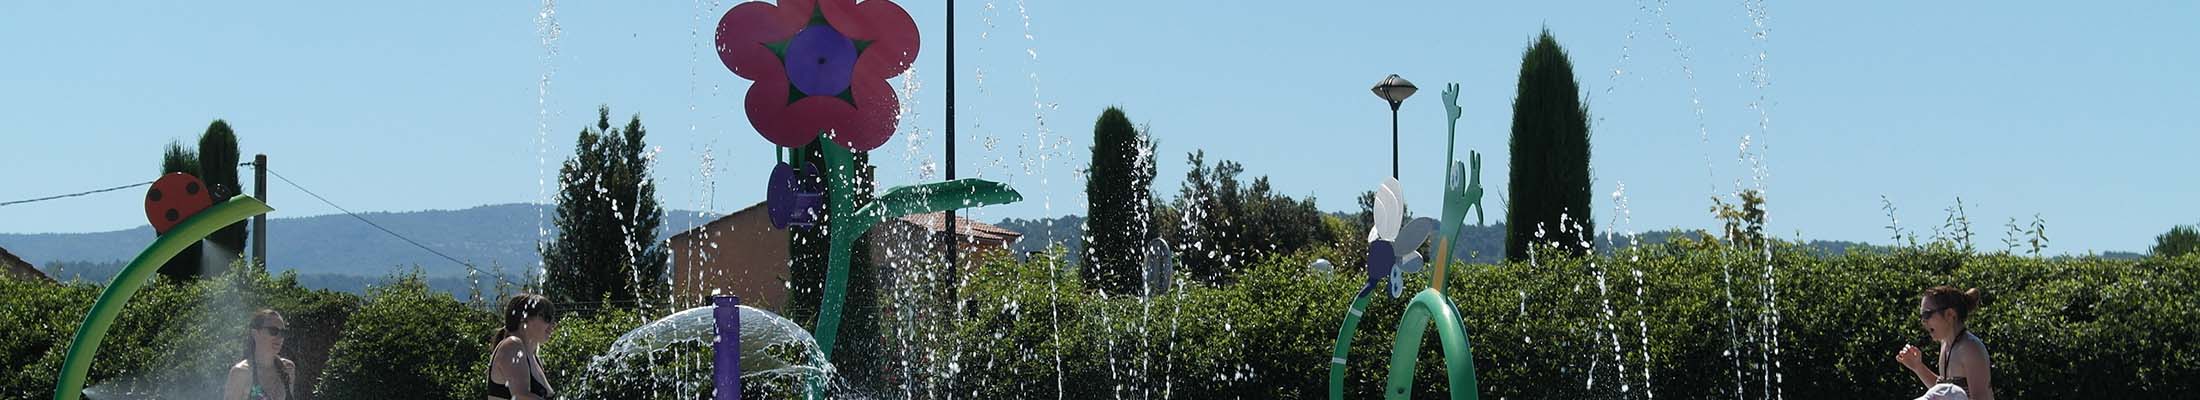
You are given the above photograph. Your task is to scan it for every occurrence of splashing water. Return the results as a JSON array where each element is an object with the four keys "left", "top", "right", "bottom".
[
  {"left": 566, "top": 305, "right": 836, "bottom": 399},
  {"left": 604, "top": 0, "right": 1794, "bottom": 397},
  {"left": 534, "top": 0, "right": 561, "bottom": 288},
  {"left": 1595, "top": 0, "right": 1783, "bottom": 397},
  {"left": 1611, "top": 183, "right": 1656, "bottom": 400}
]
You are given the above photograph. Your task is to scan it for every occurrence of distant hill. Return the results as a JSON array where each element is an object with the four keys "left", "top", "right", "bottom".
[
  {"left": 1004, "top": 213, "right": 1516, "bottom": 265},
  {"left": 1003, "top": 212, "right": 1898, "bottom": 266},
  {"left": 42, "top": 259, "right": 525, "bottom": 299},
  {"left": 14, "top": 205, "right": 2142, "bottom": 297},
  {"left": 998, "top": 215, "right": 1086, "bottom": 257},
  {"left": 2, "top": 203, "right": 721, "bottom": 278}
]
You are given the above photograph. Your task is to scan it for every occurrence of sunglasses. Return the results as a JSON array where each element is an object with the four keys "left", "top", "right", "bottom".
[
  {"left": 256, "top": 326, "right": 290, "bottom": 336},
  {"left": 1917, "top": 307, "right": 1947, "bottom": 321}
]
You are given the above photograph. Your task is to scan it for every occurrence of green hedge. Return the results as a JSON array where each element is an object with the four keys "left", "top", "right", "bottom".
[
  {"left": 0, "top": 267, "right": 360, "bottom": 399},
  {"left": 946, "top": 244, "right": 2200, "bottom": 399},
  {"left": 8, "top": 247, "right": 2194, "bottom": 399},
  {"left": 540, "top": 307, "right": 645, "bottom": 391},
  {"left": 314, "top": 272, "right": 493, "bottom": 400}
]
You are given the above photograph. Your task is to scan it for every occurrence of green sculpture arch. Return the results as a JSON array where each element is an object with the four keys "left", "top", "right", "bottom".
[
  {"left": 1330, "top": 82, "right": 1486, "bottom": 399},
  {"left": 1382, "top": 288, "right": 1480, "bottom": 400},
  {"left": 53, "top": 195, "right": 272, "bottom": 400}
]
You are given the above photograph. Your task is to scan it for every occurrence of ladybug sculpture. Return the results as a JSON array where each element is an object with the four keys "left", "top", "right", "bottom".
[{"left": 144, "top": 172, "right": 213, "bottom": 235}]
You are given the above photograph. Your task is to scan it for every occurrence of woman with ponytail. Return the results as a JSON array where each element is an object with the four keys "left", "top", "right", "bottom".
[
  {"left": 1895, "top": 286, "right": 1993, "bottom": 400},
  {"left": 488, "top": 294, "right": 559, "bottom": 400},
  {"left": 222, "top": 309, "right": 295, "bottom": 400}
]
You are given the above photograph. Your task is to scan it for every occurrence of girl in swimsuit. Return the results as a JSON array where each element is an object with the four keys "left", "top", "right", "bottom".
[
  {"left": 223, "top": 309, "right": 295, "bottom": 400},
  {"left": 1895, "top": 286, "right": 1993, "bottom": 400},
  {"left": 489, "top": 294, "right": 559, "bottom": 400}
]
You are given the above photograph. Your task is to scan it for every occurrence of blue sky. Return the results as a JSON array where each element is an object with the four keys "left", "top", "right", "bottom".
[{"left": 2, "top": 0, "right": 2194, "bottom": 255}]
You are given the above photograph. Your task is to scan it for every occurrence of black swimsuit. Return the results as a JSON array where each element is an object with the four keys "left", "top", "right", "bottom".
[
  {"left": 1936, "top": 329, "right": 1979, "bottom": 393},
  {"left": 487, "top": 372, "right": 552, "bottom": 399},
  {"left": 488, "top": 351, "right": 554, "bottom": 400}
]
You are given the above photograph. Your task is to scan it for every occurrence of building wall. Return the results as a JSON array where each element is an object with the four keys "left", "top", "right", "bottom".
[
  {"left": 869, "top": 221, "right": 1021, "bottom": 277},
  {"left": 668, "top": 209, "right": 1022, "bottom": 314},
  {"left": 668, "top": 208, "right": 790, "bottom": 312}
]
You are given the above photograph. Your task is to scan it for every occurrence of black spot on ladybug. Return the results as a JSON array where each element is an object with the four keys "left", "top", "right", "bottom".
[
  {"left": 165, "top": 209, "right": 179, "bottom": 222},
  {"left": 186, "top": 182, "right": 200, "bottom": 195},
  {"left": 148, "top": 189, "right": 163, "bottom": 202}
]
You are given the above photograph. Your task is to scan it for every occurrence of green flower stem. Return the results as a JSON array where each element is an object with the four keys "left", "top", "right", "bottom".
[{"left": 810, "top": 140, "right": 1021, "bottom": 396}]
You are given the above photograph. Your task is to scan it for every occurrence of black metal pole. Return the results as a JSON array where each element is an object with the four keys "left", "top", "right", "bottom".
[
  {"left": 944, "top": 0, "right": 960, "bottom": 285},
  {"left": 253, "top": 154, "right": 267, "bottom": 268},
  {"left": 1390, "top": 102, "right": 1400, "bottom": 179}
]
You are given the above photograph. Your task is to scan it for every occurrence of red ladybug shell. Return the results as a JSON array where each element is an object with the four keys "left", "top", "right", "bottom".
[{"left": 145, "top": 172, "right": 213, "bottom": 235}]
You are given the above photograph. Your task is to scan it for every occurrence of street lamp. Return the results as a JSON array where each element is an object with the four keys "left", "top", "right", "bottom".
[{"left": 1371, "top": 74, "right": 1417, "bottom": 179}]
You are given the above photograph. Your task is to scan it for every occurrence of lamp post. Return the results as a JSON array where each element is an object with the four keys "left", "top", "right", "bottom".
[
  {"left": 946, "top": 0, "right": 959, "bottom": 288},
  {"left": 1371, "top": 74, "right": 1417, "bottom": 179}
]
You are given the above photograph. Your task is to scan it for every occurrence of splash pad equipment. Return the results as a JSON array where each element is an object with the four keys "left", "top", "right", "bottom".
[
  {"left": 716, "top": 0, "right": 1023, "bottom": 396},
  {"left": 1328, "top": 82, "right": 1487, "bottom": 399},
  {"left": 53, "top": 187, "right": 272, "bottom": 400}
]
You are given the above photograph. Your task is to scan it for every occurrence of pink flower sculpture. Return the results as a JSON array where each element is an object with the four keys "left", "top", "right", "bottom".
[{"left": 716, "top": 0, "right": 919, "bottom": 152}]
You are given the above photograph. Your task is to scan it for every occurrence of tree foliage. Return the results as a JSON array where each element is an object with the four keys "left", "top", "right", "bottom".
[
  {"left": 2154, "top": 225, "right": 2199, "bottom": 258},
  {"left": 316, "top": 271, "right": 492, "bottom": 400},
  {"left": 156, "top": 140, "right": 205, "bottom": 279},
  {"left": 1505, "top": 28, "right": 1596, "bottom": 261},
  {"left": 199, "top": 120, "right": 248, "bottom": 267},
  {"left": 1083, "top": 107, "right": 1157, "bottom": 295},
  {"left": 1711, "top": 189, "right": 1768, "bottom": 251},
  {"left": 542, "top": 106, "right": 668, "bottom": 307},
  {"left": 1161, "top": 151, "right": 1332, "bottom": 286},
  {"left": 153, "top": 120, "right": 247, "bottom": 280}
]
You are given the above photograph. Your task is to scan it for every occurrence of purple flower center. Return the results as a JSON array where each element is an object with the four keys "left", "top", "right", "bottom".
[{"left": 784, "top": 24, "right": 857, "bottom": 97}]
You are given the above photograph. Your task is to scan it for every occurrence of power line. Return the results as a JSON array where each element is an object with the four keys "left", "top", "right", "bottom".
[
  {"left": 262, "top": 167, "right": 479, "bottom": 270},
  {"left": 0, "top": 181, "right": 153, "bottom": 207}
]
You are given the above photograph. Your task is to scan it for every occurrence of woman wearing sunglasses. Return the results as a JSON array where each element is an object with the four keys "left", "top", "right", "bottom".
[
  {"left": 489, "top": 294, "right": 559, "bottom": 400},
  {"left": 1895, "top": 286, "right": 1992, "bottom": 400},
  {"left": 223, "top": 309, "right": 295, "bottom": 400}
]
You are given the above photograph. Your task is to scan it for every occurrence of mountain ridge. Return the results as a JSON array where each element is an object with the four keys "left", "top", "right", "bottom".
[{"left": 0, "top": 203, "right": 722, "bottom": 278}]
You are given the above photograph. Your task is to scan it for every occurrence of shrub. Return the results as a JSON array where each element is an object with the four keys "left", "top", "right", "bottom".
[
  {"left": 8, "top": 242, "right": 2194, "bottom": 398},
  {"left": 540, "top": 307, "right": 646, "bottom": 390},
  {"left": 1, "top": 266, "right": 360, "bottom": 399},
  {"left": 948, "top": 242, "right": 2200, "bottom": 398},
  {"left": 315, "top": 271, "right": 492, "bottom": 400}
]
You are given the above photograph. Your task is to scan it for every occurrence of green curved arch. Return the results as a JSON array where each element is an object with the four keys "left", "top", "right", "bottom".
[
  {"left": 1381, "top": 288, "right": 1479, "bottom": 400},
  {"left": 53, "top": 195, "right": 272, "bottom": 400},
  {"left": 1329, "top": 290, "right": 1375, "bottom": 399}
]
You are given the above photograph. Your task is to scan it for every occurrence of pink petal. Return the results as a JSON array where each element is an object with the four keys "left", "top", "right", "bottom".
[
  {"left": 831, "top": 78, "right": 901, "bottom": 151},
  {"left": 823, "top": 0, "right": 920, "bottom": 79},
  {"left": 715, "top": 0, "right": 812, "bottom": 81},
  {"left": 785, "top": 95, "right": 859, "bottom": 148},
  {"left": 744, "top": 79, "right": 818, "bottom": 148}
]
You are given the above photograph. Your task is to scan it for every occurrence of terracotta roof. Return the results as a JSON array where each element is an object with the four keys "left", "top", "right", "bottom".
[
  {"left": 897, "top": 212, "right": 1022, "bottom": 242},
  {"left": 670, "top": 202, "right": 1024, "bottom": 243},
  {"left": 670, "top": 201, "right": 771, "bottom": 241},
  {"left": 0, "top": 246, "right": 52, "bottom": 282}
]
